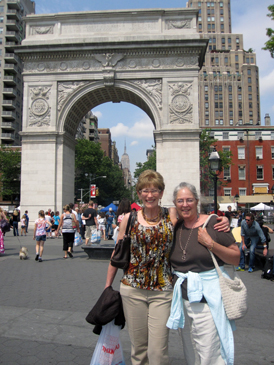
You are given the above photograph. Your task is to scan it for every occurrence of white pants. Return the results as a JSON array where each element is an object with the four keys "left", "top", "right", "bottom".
[
  {"left": 120, "top": 283, "right": 173, "bottom": 365},
  {"left": 180, "top": 301, "right": 225, "bottom": 365}
]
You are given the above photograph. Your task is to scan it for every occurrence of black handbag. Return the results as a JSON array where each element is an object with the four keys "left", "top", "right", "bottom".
[
  {"left": 0, "top": 219, "right": 10, "bottom": 233},
  {"left": 110, "top": 211, "right": 136, "bottom": 270}
]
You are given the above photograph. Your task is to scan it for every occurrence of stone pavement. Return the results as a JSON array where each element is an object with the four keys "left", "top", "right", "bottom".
[{"left": 0, "top": 230, "right": 273, "bottom": 365}]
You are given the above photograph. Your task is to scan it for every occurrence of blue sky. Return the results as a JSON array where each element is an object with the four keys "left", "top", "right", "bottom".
[{"left": 33, "top": 0, "right": 274, "bottom": 174}]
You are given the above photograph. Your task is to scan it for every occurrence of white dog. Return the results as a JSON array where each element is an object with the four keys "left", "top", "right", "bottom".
[{"left": 19, "top": 247, "right": 29, "bottom": 260}]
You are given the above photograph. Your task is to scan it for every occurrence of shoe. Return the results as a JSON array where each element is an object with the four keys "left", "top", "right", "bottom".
[
  {"left": 38, "top": 257, "right": 43, "bottom": 262},
  {"left": 63, "top": 256, "right": 68, "bottom": 259},
  {"left": 248, "top": 268, "right": 253, "bottom": 273},
  {"left": 68, "top": 252, "right": 73, "bottom": 258},
  {"left": 235, "top": 266, "right": 245, "bottom": 271},
  {"left": 35, "top": 254, "right": 39, "bottom": 261}
]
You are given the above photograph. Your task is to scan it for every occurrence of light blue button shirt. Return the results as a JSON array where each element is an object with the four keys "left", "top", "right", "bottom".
[{"left": 166, "top": 268, "right": 235, "bottom": 365}]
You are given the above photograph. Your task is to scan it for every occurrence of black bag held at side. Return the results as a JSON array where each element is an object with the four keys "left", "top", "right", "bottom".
[{"left": 110, "top": 211, "right": 135, "bottom": 270}]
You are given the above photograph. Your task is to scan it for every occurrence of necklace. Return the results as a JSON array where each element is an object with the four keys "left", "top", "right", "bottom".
[
  {"left": 179, "top": 217, "right": 199, "bottom": 261},
  {"left": 142, "top": 206, "right": 162, "bottom": 225}
]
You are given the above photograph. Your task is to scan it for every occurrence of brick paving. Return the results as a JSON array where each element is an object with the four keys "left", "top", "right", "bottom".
[{"left": 0, "top": 230, "right": 273, "bottom": 364}]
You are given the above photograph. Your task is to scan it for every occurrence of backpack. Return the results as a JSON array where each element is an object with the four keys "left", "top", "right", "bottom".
[{"left": 261, "top": 256, "right": 273, "bottom": 280}]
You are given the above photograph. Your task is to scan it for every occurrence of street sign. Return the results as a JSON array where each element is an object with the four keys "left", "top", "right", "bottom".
[
  {"left": 90, "top": 184, "right": 96, "bottom": 198},
  {"left": 113, "top": 201, "right": 119, "bottom": 205}
]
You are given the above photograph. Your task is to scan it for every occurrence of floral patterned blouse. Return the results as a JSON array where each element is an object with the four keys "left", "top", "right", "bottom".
[{"left": 121, "top": 208, "right": 174, "bottom": 291}]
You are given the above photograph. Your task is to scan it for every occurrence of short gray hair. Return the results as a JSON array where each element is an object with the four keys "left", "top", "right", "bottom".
[{"left": 173, "top": 182, "right": 199, "bottom": 202}]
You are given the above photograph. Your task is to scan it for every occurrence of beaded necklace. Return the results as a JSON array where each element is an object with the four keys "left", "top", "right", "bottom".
[{"left": 141, "top": 206, "right": 162, "bottom": 225}]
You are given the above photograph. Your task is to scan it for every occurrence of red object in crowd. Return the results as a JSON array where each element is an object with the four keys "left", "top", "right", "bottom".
[
  {"left": 131, "top": 202, "right": 141, "bottom": 211},
  {"left": 90, "top": 184, "right": 96, "bottom": 198}
]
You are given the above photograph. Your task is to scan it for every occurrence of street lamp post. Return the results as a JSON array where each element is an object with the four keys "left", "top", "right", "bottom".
[{"left": 209, "top": 147, "right": 221, "bottom": 214}]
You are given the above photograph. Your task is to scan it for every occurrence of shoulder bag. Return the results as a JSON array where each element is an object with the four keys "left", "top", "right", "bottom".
[
  {"left": 203, "top": 214, "right": 248, "bottom": 320},
  {"left": 110, "top": 211, "right": 136, "bottom": 270}
]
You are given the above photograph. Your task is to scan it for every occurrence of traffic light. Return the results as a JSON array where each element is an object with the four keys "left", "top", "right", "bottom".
[{"left": 96, "top": 188, "right": 99, "bottom": 196}]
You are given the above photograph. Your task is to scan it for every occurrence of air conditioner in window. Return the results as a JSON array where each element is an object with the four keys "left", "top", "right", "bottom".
[
  {"left": 256, "top": 156, "right": 260, "bottom": 160},
  {"left": 239, "top": 137, "right": 243, "bottom": 142},
  {"left": 259, "top": 137, "right": 263, "bottom": 141},
  {"left": 224, "top": 177, "right": 231, "bottom": 181}
]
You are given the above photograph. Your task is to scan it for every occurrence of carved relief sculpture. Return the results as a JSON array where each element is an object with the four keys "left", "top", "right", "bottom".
[
  {"left": 31, "top": 26, "right": 54, "bottom": 35},
  {"left": 133, "top": 79, "right": 162, "bottom": 110},
  {"left": 29, "top": 87, "right": 51, "bottom": 127},
  {"left": 58, "top": 82, "right": 88, "bottom": 112},
  {"left": 169, "top": 82, "right": 193, "bottom": 124},
  {"left": 166, "top": 20, "right": 191, "bottom": 30}
]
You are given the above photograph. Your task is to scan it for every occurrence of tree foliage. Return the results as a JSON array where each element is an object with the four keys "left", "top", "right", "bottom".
[
  {"left": 75, "top": 139, "right": 130, "bottom": 206},
  {"left": 262, "top": 5, "right": 274, "bottom": 58},
  {"left": 200, "top": 129, "right": 232, "bottom": 194},
  {"left": 134, "top": 147, "right": 156, "bottom": 180},
  {"left": 0, "top": 146, "right": 21, "bottom": 204}
]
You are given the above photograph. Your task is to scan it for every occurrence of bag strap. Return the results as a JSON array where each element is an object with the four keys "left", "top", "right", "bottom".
[
  {"left": 125, "top": 211, "right": 136, "bottom": 236},
  {"left": 202, "top": 213, "right": 236, "bottom": 277}
]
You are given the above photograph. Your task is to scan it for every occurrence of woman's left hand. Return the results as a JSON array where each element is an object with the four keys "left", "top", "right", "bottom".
[
  {"left": 198, "top": 227, "right": 214, "bottom": 250},
  {"left": 214, "top": 216, "right": 230, "bottom": 232}
]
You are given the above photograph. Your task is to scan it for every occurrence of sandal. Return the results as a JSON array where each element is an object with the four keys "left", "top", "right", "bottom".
[{"left": 63, "top": 256, "right": 68, "bottom": 259}]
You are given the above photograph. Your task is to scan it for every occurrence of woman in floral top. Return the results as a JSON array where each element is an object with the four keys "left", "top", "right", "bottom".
[{"left": 105, "top": 170, "right": 229, "bottom": 365}]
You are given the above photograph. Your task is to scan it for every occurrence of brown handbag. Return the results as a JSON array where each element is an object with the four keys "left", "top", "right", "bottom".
[{"left": 110, "top": 211, "right": 136, "bottom": 270}]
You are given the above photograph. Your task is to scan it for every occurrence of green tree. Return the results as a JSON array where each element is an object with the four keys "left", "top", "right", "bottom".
[
  {"left": 75, "top": 139, "right": 130, "bottom": 206},
  {"left": 134, "top": 147, "right": 156, "bottom": 180},
  {"left": 200, "top": 129, "right": 232, "bottom": 194},
  {"left": 0, "top": 146, "right": 21, "bottom": 204},
  {"left": 262, "top": 5, "right": 274, "bottom": 58}
]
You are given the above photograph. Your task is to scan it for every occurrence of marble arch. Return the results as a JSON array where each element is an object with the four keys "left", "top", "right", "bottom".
[{"left": 17, "top": 8, "right": 207, "bottom": 222}]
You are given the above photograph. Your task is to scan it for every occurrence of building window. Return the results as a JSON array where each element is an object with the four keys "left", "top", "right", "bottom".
[
  {"left": 256, "top": 166, "right": 263, "bottom": 179},
  {"left": 215, "top": 119, "right": 219, "bottom": 125},
  {"left": 225, "top": 57, "right": 228, "bottom": 64},
  {"left": 239, "top": 166, "right": 246, "bottom": 180},
  {"left": 205, "top": 85, "right": 208, "bottom": 92},
  {"left": 256, "top": 146, "right": 263, "bottom": 159},
  {"left": 228, "top": 85, "right": 232, "bottom": 92},
  {"left": 229, "top": 94, "right": 232, "bottom": 100},
  {"left": 255, "top": 131, "right": 262, "bottom": 139},
  {"left": 224, "top": 189, "right": 232, "bottom": 196},
  {"left": 247, "top": 69, "right": 251, "bottom": 75},
  {"left": 248, "top": 86, "right": 252, "bottom": 92},
  {"left": 239, "top": 188, "right": 246, "bottom": 196},
  {"left": 223, "top": 132, "right": 229, "bottom": 139},
  {"left": 271, "top": 132, "right": 274, "bottom": 140},
  {"left": 205, "top": 102, "right": 209, "bottom": 109},
  {"left": 238, "top": 147, "right": 245, "bottom": 159},
  {"left": 239, "top": 119, "right": 243, "bottom": 125},
  {"left": 224, "top": 166, "right": 231, "bottom": 179},
  {"left": 271, "top": 147, "right": 274, "bottom": 158},
  {"left": 272, "top": 166, "right": 274, "bottom": 179},
  {"left": 209, "top": 189, "right": 214, "bottom": 196},
  {"left": 238, "top": 131, "right": 244, "bottom": 139},
  {"left": 248, "top": 94, "right": 252, "bottom": 100},
  {"left": 205, "top": 119, "right": 209, "bottom": 125},
  {"left": 0, "top": 27, "right": 3, "bottom": 34},
  {"left": 223, "top": 146, "right": 230, "bottom": 152},
  {"left": 229, "top": 119, "right": 233, "bottom": 125},
  {"left": 0, "top": 16, "right": 3, "bottom": 22},
  {"left": 248, "top": 77, "right": 251, "bottom": 83}
]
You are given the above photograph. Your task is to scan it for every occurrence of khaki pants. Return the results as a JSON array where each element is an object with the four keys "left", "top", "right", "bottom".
[
  {"left": 180, "top": 301, "right": 225, "bottom": 365},
  {"left": 120, "top": 283, "right": 172, "bottom": 365}
]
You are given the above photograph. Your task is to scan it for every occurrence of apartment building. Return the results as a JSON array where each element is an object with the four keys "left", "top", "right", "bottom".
[
  {"left": 0, "top": 0, "right": 35, "bottom": 146},
  {"left": 187, "top": 0, "right": 260, "bottom": 128}
]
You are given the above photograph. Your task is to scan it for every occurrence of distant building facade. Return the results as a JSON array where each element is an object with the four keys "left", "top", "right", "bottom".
[
  {"left": 121, "top": 142, "right": 132, "bottom": 189},
  {"left": 0, "top": 0, "right": 35, "bottom": 146}
]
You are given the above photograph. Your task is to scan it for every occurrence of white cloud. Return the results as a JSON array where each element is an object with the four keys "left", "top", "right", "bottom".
[
  {"left": 93, "top": 110, "right": 103, "bottom": 119},
  {"left": 130, "top": 141, "right": 139, "bottom": 146},
  {"left": 110, "top": 117, "right": 154, "bottom": 138}
]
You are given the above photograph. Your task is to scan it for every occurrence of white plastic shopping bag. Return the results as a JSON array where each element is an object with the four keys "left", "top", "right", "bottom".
[
  {"left": 90, "top": 320, "right": 125, "bottom": 365},
  {"left": 91, "top": 229, "right": 101, "bottom": 244},
  {"left": 74, "top": 232, "right": 83, "bottom": 246}
]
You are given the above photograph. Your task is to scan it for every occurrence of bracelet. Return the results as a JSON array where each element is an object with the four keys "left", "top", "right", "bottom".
[
  {"left": 263, "top": 245, "right": 267, "bottom": 248},
  {"left": 208, "top": 241, "right": 214, "bottom": 251}
]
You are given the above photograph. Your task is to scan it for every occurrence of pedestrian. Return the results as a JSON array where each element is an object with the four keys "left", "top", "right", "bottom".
[
  {"left": 20, "top": 214, "right": 27, "bottom": 236},
  {"left": 0, "top": 208, "right": 9, "bottom": 254},
  {"left": 82, "top": 201, "right": 98, "bottom": 245},
  {"left": 167, "top": 182, "right": 240, "bottom": 365},
  {"left": 106, "top": 207, "right": 115, "bottom": 239},
  {"left": 45, "top": 211, "right": 53, "bottom": 239},
  {"left": 53, "top": 211, "right": 61, "bottom": 238},
  {"left": 56, "top": 204, "right": 79, "bottom": 259},
  {"left": 113, "top": 198, "right": 131, "bottom": 244},
  {"left": 104, "top": 170, "right": 229, "bottom": 365},
  {"left": 33, "top": 210, "right": 50, "bottom": 262},
  {"left": 12, "top": 209, "right": 20, "bottom": 236},
  {"left": 98, "top": 212, "right": 106, "bottom": 241},
  {"left": 237, "top": 212, "right": 266, "bottom": 272},
  {"left": 25, "top": 210, "right": 29, "bottom": 233}
]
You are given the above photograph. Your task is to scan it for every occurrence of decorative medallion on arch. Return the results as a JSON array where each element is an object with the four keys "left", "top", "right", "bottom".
[
  {"left": 28, "top": 86, "right": 51, "bottom": 127},
  {"left": 169, "top": 82, "right": 193, "bottom": 124}
]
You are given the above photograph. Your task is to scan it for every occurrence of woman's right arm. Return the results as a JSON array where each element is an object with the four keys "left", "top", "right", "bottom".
[{"left": 104, "top": 213, "right": 130, "bottom": 289}]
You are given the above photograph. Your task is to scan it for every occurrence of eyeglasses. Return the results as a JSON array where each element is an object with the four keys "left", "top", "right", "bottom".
[
  {"left": 176, "top": 199, "right": 195, "bottom": 205},
  {"left": 245, "top": 219, "right": 251, "bottom": 222},
  {"left": 139, "top": 189, "right": 161, "bottom": 196}
]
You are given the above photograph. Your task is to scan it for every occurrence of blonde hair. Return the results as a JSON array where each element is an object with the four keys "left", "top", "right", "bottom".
[
  {"left": 136, "top": 170, "right": 165, "bottom": 192},
  {"left": 13, "top": 210, "right": 18, "bottom": 216}
]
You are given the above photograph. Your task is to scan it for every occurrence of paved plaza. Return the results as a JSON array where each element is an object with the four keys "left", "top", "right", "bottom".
[{"left": 0, "top": 230, "right": 273, "bottom": 364}]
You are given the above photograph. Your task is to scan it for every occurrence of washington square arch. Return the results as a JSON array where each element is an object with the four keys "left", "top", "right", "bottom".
[{"left": 16, "top": 8, "right": 208, "bottom": 221}]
